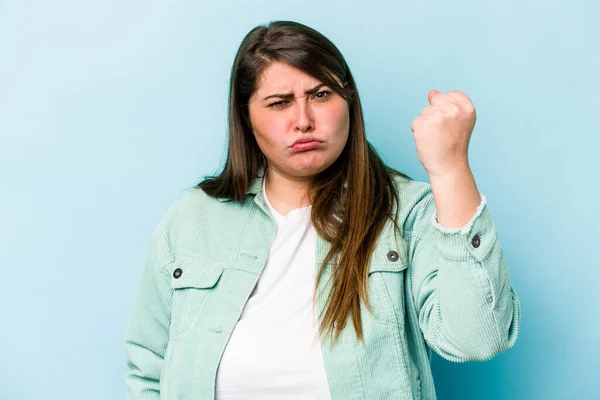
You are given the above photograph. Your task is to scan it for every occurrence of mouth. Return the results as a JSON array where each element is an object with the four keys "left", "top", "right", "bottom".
[{"left": 290, "top": 140, "right": 324, "bottom": 152}]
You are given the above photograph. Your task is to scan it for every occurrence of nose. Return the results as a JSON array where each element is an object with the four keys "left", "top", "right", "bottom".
[{"left": 294, "top": 100, "right": 314, "bottom": 133}]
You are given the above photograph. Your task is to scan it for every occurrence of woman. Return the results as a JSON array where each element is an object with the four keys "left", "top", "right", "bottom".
[{"left": 124, "top": 20, "right": 520, "bottom": 399}]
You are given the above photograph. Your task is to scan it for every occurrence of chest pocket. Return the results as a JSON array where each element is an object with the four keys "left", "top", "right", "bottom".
[
  {"left": 366, "top": 233, "right": 409, "bottom": 326},
  {"left": 168, "top": 255, "right": 225, "bottom": 339}
]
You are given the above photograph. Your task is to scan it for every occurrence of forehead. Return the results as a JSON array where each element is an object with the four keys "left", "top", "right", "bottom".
[{"left": 254, "top": 62, "right": 321, "bottom": 94}]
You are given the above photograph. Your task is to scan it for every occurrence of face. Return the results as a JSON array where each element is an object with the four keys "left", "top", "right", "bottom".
[{"left": 248, "top": 61, "right": 350, "bottom": 180}]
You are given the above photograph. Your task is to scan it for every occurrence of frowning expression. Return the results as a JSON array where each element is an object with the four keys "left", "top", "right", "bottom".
[{"left": 248, "top": 61, "right": 350, "bottom": 178}]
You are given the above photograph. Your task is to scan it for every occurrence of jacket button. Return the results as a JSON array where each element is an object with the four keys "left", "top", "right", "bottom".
[
  {"left": 173, "top": 268, "right": 183, "bottom": 279},
  {"left": 471, "top": 234, "right": 481, "bottom": 248},
  {"left": 387, "top": 250, "right": 399, "bottom": 262}
]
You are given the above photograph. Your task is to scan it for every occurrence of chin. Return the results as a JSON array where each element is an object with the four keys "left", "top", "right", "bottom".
[{"left": 290, "top": 158, "right": 335, "bottom": 177}]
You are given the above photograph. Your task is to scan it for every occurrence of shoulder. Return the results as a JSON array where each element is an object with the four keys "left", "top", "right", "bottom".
[
  {"left": 158, "top": 187, "right": 216, "bottom": 225},
  {"left": 148, "top": 187, "right": 232, "bottom": 258}
]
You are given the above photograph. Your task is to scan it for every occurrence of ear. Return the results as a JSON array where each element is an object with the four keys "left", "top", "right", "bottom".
[{"left": 344, "top": 81, "right": 349, "bottom": 87}]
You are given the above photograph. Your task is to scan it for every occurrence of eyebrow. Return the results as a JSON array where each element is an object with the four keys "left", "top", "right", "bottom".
[{"left": 262, "top": 83, "right": 328, "bottom": 101}]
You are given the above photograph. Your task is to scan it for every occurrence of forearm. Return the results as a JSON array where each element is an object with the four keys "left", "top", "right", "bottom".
[{"left": 429, "top": 163, "right": 481, "bottom": 229}]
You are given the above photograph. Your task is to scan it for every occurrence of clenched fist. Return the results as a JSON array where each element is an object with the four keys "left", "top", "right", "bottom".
[{"left": 410, "top": 90, "right": 477, "bottom": 177}]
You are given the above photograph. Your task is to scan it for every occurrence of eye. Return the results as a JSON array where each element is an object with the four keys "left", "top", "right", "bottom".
[
  {"left": 268, "top": 100, "right": 288, "bottom": 109},
  {"left": 314, "top": 90, "right": 331, "bottom": 100}
]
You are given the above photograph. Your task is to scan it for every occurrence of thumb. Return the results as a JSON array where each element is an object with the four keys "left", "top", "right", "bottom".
[{"left": 428, "top": 90, "right": 440, "bottom": 105}]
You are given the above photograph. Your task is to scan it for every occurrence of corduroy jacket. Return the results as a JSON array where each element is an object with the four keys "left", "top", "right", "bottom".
[{"left": 124, "top": 169, "right": 520, "bottom": 399}]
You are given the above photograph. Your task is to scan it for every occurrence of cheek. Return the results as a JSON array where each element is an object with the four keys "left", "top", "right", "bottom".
[
  {"left": 253, "top": 114, "right": 289, "bottom": 146},
  {"left": 262, "top": 117, "right": 289, "bottom": 140},
  {"left": 321, "top": 103, "right": 350, "bottom": 139}
]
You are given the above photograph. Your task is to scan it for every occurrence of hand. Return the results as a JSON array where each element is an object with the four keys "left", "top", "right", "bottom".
[{"left": 410, "top": 90, "right": 477, "bottom": 177}]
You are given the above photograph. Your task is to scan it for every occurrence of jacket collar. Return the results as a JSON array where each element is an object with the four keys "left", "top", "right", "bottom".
[{"left": 216, "top": 164, "right": 348, "bottom": 202}]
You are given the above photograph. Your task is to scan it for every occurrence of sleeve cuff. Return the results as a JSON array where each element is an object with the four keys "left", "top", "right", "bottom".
[
  {"left": 432, "top": 194, "right": 487, "bottom": 235},
  {"left": 431, "top": 194, "right": 499, "bottom": 261}
]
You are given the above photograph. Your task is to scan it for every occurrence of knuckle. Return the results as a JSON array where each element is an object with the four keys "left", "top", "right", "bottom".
[
  {"left": 410, "top": 117, "right": 421, "bottom": 132},
  {"left": 446, "top": 103, "right": 461, "bottom": 116}
]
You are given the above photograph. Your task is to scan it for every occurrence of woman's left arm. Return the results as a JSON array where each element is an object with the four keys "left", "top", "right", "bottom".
[{"left": 406, "top": 89, "right": 521, "bottom": 361}]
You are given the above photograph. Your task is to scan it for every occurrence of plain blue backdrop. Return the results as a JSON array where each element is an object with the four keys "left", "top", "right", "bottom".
[{"left": 1, "top": 1, "right": 598, "bottom": 399}]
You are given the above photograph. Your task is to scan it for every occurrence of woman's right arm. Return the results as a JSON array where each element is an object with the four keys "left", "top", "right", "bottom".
[{"left": 124, "top": 223, "right": 174, "bottom": 399}]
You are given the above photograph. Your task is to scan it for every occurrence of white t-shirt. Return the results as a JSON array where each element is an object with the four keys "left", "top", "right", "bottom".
[{"left": 215, "top": 177, "right": 331, "bottom": 399}]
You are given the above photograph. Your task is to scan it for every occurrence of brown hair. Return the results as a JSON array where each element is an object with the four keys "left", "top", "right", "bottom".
[{"left": 198, "top": 20, "right": 411, "bottom": 344}]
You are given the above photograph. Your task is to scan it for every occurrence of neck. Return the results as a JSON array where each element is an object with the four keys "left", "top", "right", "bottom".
[{"left": 264, "top": 166, "right": 312, "bottom": 216}]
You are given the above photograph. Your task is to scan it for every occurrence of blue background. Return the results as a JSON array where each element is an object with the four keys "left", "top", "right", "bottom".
[{"left": 1, "top": 1, "right": 598, "bottom": 399}]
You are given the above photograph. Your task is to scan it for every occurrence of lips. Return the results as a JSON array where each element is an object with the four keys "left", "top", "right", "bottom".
[
  {"left": 291, "top": 137, "right": 322, "bottom": 147},
  {"left": 290, "top": 139, "right": 323, "bottom": 152}
]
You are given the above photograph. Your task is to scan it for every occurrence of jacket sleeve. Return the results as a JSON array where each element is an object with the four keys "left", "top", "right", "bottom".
[
  {"left": 406, "top": 188, "right": 520, "bottom": 362},
  {"left": 124, "top": 221, "right": 174, "bottom": 399}
]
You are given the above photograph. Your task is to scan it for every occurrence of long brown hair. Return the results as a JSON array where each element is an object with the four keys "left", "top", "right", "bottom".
[{"left": 198, "top": 20, "right": 411, "bottom": 344}]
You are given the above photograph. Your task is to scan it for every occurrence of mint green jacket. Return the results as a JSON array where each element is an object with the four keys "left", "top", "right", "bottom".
[{"left": 124, "top": 171, "right": 520, "bottom": 399}]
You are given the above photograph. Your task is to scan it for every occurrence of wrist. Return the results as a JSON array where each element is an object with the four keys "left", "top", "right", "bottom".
[{"left": 427, "top": 161, "right": 472, "bottom": 182}]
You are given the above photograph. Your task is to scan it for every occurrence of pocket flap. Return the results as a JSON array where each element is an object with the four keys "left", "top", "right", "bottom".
[
  {"left": 368, "top": 258, "right": 408, "bottom": 274},
  {"left": 169, "top": 256, "right": 224, "bottom": 289}
]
